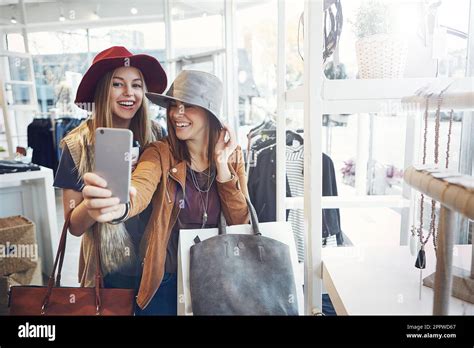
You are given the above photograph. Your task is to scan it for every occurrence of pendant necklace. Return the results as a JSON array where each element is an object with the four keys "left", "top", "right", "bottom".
[
  {"left": 190, "top": 165, "right": 215, "bottom": 228},
  {"left": 413, "top": 87, "right": 454, "bottom": 299}
]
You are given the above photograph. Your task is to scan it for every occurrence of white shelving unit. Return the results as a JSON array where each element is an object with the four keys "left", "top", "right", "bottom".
[
  {"left": 0, "top": 50, "right": 38, "bottom": 159},
  {"left": 276, "top": 0, "right": 474, "bottom": 315}
]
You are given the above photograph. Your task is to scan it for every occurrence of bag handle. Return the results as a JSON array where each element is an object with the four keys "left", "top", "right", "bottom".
[
  {"left": 218, "top": 197, "right": 261, "bottom": 236},
  {"left": 41, "top": 210, "right": 103, "bottom": 315}
]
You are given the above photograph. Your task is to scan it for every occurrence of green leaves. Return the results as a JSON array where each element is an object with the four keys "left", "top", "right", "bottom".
[{"left": 350, "top": 0, "right": 392, "bottom": 39}]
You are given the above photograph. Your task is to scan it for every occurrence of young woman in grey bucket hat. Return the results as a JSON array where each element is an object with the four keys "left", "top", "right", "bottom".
[{"left": 81, "top": 70, "right": 250, "bottom": 315}]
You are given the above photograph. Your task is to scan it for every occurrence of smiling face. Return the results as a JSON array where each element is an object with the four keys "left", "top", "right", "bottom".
[
  {"left": 110, "top": 66, "right": 144, "bottom": 123},
  {"left": 168, "top": 100, "right": 209, "bottom": 142}
]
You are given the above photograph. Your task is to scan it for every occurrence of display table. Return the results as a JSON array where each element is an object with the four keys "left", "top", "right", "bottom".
[
  {"left": 0, "top": 167, "right": 58, "bottom": 276},
  {"left": 322, "top": 245, "right": 474, "bottom": 315}
]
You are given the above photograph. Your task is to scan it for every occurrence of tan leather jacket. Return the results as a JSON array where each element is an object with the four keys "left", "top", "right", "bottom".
[{"left": 129, "top": 139, "right": 250, "bottom": 309}]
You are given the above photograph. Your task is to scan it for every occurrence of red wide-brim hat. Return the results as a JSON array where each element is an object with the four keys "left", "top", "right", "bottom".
[{"left": 75, "top": 46, "right": 167, "bottom": 108}]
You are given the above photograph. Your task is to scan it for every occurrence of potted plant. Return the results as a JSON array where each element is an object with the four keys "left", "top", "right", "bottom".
[{"left": 350, "top": 0, "right": 408, "bottom": 79}]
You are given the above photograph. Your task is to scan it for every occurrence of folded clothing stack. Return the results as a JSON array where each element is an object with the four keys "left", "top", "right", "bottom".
[{"left": 0, "top": 160, "right": 41, "bottom": 175}]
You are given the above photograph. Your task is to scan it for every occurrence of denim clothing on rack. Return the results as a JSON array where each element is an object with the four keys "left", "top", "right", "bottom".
[{"left": 54, "top": 118, "right": 84, "bottom": 159}]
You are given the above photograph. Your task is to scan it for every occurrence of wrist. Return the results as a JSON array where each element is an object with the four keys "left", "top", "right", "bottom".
[
  {"left": 109, "top": 202, "right": 130, "bottom": 225},
  {"left": 216, "top": 164, "right": 233, "bottom": 183},
  {"left": 216, "top": 173, "right": 234, "bottom": 183}
]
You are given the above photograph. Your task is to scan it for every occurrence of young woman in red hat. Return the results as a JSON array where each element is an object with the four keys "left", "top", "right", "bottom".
[
  {"left": 81, "top": 70, "right": 250, "bottom": 315},
  {"left": 53, "top": 46, "right": 168, "bottom": 290}
]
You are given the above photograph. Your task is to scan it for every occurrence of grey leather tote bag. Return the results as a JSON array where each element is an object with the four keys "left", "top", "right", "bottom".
[{"left": 189, "top": 198, "right": 299, "bottom": 315}]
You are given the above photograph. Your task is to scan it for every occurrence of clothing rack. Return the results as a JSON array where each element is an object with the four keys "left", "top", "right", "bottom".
[{"left": 404, "top": 167, "right": 474, "bottom": 314}]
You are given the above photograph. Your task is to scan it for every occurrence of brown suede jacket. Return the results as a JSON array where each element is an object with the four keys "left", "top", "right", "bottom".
[{"left": 129, "top": 138, "right": 250, "bottom": 309}]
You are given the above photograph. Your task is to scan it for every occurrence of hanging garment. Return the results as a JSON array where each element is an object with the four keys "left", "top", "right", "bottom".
[
  {"left": 54, "top": 118, "right": 85, "bottom": 159},
  {"left": 27, "top": 118, "right": 58, "bottom": 173},
  {"left": 247, "top": 126, "right": 345, "bottom": 259},
  {"left": 286, "top": 143, "right": 305, "bottom": 261},
  {"left": 247, "top": 144, "right": 291, "bottom": 222},
  {"left": 322, "top": 153, "right": 344, "bottom": 245}
]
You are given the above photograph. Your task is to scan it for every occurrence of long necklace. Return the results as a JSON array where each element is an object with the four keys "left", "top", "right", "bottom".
[
  {"left": 414, "top": 89, "right": 454, "bottom": 272},
  {"left": 189, "top": 165, "right": 215, "bottom": 228}
]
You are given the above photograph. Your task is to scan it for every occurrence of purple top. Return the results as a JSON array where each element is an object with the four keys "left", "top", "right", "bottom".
[{"left": 165, "top": 166, "right": 221, "bottom": 273}]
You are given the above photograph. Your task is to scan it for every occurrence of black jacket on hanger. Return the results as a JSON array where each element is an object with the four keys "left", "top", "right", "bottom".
[
  {"left": 247, "top": 141, "right": 344, "bottom": 245},
  {"left": 248, "top": 144, "right": 291, "bottom": 222},
  {"left": 322, "top": 153, "right": 344, "bottom": 245},
  {"left": 27, "top": 118, "right": 58, "bottom": 173}
]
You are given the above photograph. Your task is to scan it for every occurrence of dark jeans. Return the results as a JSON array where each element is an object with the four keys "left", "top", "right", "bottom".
[
  {"left": 322, "top": 294, "right": 337, "bottom": 316},
  {"left": 103, "top": 272, "right": 137, "bottom": 289},
  {"left": 134, "top": 272, "right": 177, "bottom": 316}
]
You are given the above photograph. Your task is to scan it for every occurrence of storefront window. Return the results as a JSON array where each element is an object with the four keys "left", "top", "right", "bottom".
[
  {"left": 337, "top": 0, "right": 471, "bottom": 79},
  {"left": 5, "top": 33, "right": 26, "bottom": 53},
  {"left": 235, "top": 0, "right": 277, "bottom": 142},
  {"left": 89, "top": 23, "right": 166, "bottom": 54},
  {"left": 170, "top": 0, "right": 224, "bottom": 57},
  {"left": 285, "top": 0, "right": 304, "bottom": 89},
  {"left": 28, "top": 30, "right": 89, "bottom": 115}
]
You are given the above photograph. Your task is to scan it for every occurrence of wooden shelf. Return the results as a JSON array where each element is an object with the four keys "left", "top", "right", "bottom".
[{"left": 404, "top": 166, "right": 474, "bottom": 220}]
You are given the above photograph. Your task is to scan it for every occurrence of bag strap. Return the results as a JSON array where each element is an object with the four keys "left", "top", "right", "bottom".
[
  {"left": 217, "top": 197, "right": 261, "bottom": 236},
  {"left": 41, "top": 210, "right": 104, "bottom": 314}
]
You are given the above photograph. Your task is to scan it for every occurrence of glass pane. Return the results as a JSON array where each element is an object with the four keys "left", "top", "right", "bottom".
[
  {"left": 335, "top": 0, "right": 470, "bottom": 79},
  {"left": 171, "top": 0, "right": 224, "bottom": 57},
  {"left": 21, "top": 0, "right": 162, "bottom": 25},
  {"left": 6, "top": 33, "right": 26, "bottom": 53},
  {"left": 236, "top": 0, "right": 277, "bottom": 146},
  {"left": 29, "top": 30, "right": 89, "bottom": 115},
  {"left": 285, "top": 0, "right": 304, "bottom": 89},
  {"left": 29, "top": 30, "right": 89, "bottom": 55},
  {"left": 5, "top": 83, "right": 33, "bottom": 106},
  {"left": 89, "top": 22, "right": 166, "bottom": 55},
  {"left": 8, "top": 56, "right": 31, "bottom": 81}
]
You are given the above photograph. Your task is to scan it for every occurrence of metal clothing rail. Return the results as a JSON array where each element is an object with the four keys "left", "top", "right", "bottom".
[{"left": 404, "top": 166, "right": 474, "bottom": 315}]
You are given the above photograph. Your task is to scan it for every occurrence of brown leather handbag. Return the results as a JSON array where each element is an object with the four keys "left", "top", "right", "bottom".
[{"left": 8, "top": 212, "right": 135, "bottom": 316}]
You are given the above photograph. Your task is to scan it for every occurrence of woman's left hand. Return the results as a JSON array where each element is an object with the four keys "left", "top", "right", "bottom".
[{"left": 214, "top": 125, "right": 237, "bottom": 165}]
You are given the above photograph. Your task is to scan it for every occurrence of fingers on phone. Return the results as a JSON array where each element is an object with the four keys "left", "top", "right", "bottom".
[
  {"left": 84, "top": 197, "right": 119, "bottom": 209},
  {"left": 83, "top": 185, "right": 112, "bottom": 199},
  {"left": 84, "top": 172, "right": 107, "bottom": 188}
]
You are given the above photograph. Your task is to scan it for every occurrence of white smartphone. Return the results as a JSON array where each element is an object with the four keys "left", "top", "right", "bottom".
[{"left": 94, "top": 127, "right": 132, "bottom": 204}]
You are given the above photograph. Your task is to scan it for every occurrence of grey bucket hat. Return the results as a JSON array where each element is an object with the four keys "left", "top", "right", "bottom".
[{"left": 146, "top": 70, "right": 223, "bottom": 128}]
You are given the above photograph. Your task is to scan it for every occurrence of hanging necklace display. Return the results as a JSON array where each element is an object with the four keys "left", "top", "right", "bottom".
[
  {"left": 413, "top": 95, "right": 432, "bottom": 268},
  {"left": 414, "top": 88, "right": 454, "bottom": 270}
]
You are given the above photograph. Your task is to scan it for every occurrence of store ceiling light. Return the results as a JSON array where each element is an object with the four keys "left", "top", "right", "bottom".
[
  {"left": 130, "top": 8, "right": 138, "bottom": 15},
  {"left": 10, "top": 16, "right": 17, "bottom": 24}
]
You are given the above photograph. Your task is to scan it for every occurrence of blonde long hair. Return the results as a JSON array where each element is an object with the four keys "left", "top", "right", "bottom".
[{"left": 65, "top": 67, "right": 155, "bottom": 177}]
